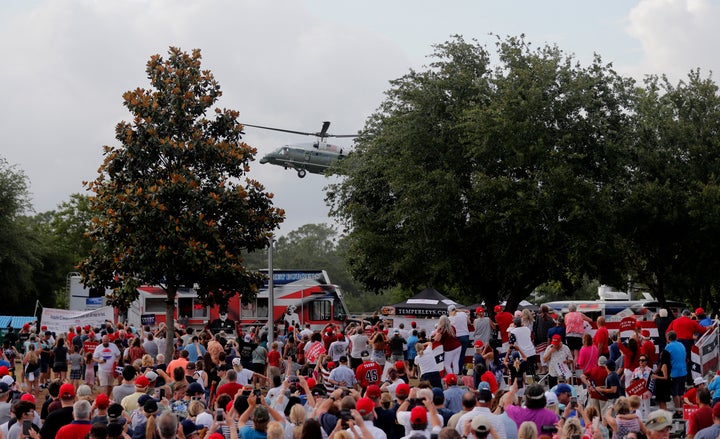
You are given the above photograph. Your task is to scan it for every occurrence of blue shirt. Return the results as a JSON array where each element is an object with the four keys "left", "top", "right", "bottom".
[
  {"left": 666, "top": 340, "right": 687, "bottom": 378},
  {"left": 240, "top": 425, "right": 268, "bottom": 439},
  {"left": 444, "top": 385, "right": 465, "bottom": 412},
  {"left": 407, "top": 335, "right": 418, "bottom": 358}
]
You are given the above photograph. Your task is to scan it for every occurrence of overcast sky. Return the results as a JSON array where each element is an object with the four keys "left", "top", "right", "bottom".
[{"left": 2, "top": 0, "right": 720, "bottom": 234}]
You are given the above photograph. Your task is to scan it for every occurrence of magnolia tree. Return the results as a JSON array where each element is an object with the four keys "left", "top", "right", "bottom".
[{"left": 79, "top": 47, "right": 284, "bottom": 360}]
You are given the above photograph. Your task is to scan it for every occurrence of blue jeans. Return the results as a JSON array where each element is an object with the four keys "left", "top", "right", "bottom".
[{"left": 457, "top": 335, "right": 470, "bottom": 372}]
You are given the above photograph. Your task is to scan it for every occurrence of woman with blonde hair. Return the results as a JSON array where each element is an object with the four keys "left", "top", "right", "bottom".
[
  {"left": 518, "top": 421, "right": 538, "bottom": 439},
  {"left": 521, "top": 309, "right": 535, "bottom": 329},
  {"left": 415, "top": 341, "right": 443, "bottom": 388},
  {"left": 434, "top": 315, "right": 461, "bottom": 374},
  {"left": 560, "top": 417, "right": 583, "bottom": 439},
  {"left": 141, "top": 354, "right": 155, "bottom": 370},
  {"left": 284, "top": 402, "right": 306, "bottom": 439}
]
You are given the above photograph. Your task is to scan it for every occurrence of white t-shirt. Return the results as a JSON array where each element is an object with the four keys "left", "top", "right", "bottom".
[
  {"left": 93, "top": 342, "right": 122, "bottom": 373},
  {"left": 349, "top": 334, "right": 369, "bottom": 358},
  {"left": 508, "top": 325, "right": 536, "bottom": 357},
  {"left": 415, "top": 345, "right": 441, "bottom": 375},
  {"left": 236, "top": 368, "right": 255, "bottom": 385},
  {"left": 450, "top": 311, "right": 470, "bottom": 337}
]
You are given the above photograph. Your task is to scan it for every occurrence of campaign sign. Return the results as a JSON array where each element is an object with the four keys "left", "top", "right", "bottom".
[
  {"left": 619, "top": 316, "right": 638, "bottom": 332},
  {"left": 141, "top": 314, "right": 156, "bottom": 326},
  {"left": 625, "top": 378, "right": 647, "bottom": 396}
]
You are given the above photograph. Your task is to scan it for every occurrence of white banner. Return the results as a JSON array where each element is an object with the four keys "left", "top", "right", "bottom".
[{"left": 40, "top": 306, "right": 114, "bottom": 335}]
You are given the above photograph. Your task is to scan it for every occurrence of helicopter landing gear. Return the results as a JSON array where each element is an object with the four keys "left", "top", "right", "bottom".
[{"left": 297, "top": 169, "right": 307, "bottom": 178}]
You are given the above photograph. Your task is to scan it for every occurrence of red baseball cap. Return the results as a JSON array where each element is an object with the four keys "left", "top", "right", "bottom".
[
  {"left": 76, "top": 326, "right": 82, "bottom": 333},
  {"left": 396, "top": 383, "right": 410, "bottom": 398},
  {"left": 444, "top": 373, "right": 458, "bottom": 385},
  {"left": 410, "top": 406, "right": 428, "bottom": 425},
  {"left": 22, "top": 323, "right": 30, "bottom": 330},
  {"left": 476, "top": 307, "right": 484, "bottom": 314},
  {"left": 395, "top": 360, "right": 405, "bottom": 371},
  {"left": 356, "top": 397, "right": 375, "bottom": 416},
  {"left": 474, "top": 340, "right": 484, "bottom": 348},
  {"left": 287, "top": 326, "right": 294, "bottom": 332},
  {"left": 0, "top": 366, "right": 8, "bottom": 377},
  {"left": 696, "top": 308, "right": 705, "bottom": 315},
  {"left": 366, "top": 385, "right": 382, "bottom": 399},
  {"left": 41, "top": 325, "right": 47, "bottom": 331},
  {"left": 641, "top": 330, "right": 651, "bottom": 338},
  {"left": 494, "top": 305, "right": 503, "bottom": 313},
  {"left": 327, "top": 361, "right": 335, "bottom": 370},
  {"left": 305, "top": 377, "right": 316, "bottom": 389},
  {"left": 410, "top": 321, "right": 416, "bottom": 327},
  {"left": 95, "top": 393, "right": 110, "bottom": 409},
  {"left": 20, "top": 393, "right": 35, "bottom": 404},
  {"left": 59, "top": 383, "right": 75, "bottom": 399},
  {"left": 551, "top": 334, "right": 562, "bottom": 345},
  {"left": 135, "top": 376, "right": 150, "bottom": 388}
]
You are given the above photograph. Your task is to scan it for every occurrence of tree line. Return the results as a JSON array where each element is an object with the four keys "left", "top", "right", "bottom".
[{"left": 3, "top": 37, "right": 720, "bottom": 317}]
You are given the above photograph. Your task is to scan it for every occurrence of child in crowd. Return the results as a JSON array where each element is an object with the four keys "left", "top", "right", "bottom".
[
  {"left": 84, "top": 352, "right": 95, "bottom": 386},
  {"left": 68, "top": 344, "right": 84, "bottom": 389}
]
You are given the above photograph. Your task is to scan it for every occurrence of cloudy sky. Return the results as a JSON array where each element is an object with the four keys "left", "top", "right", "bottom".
[{"left": 2, "top": 0, "right": 720, "bottom": 234}]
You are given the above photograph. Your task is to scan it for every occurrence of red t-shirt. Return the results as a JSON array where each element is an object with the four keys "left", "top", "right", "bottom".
[
  {"left": 641, "top": 341, "right": 657, "bottom": 367},
  {"left": 584, "top": 365, "right": 609, "bottom": 400},
  {"left": 495, "top": 312, "right": 514, "bottom": 342},
  {"left": 56, "top": 422, "right": 93, "bottom": 439},
  {"left": 688, "top": 406, "right": 714, "bottom": 435},
  {"left": 684, "top": 387, "right": 699, "bottom": 405},
  {"left": 355, "top": 361, "right": 383, "bottom": 387},
  {"left": 268, "top": 349, "right": 281, "bottom": 367},
  {"left": 668, "top": 316, "right": 707, "bottom": 340},
  {"left": 593, "top": 326, "right": 609, "bottom": 355},
  {"left": 216, "top": 382, "right": 242, "bottom": 399}
]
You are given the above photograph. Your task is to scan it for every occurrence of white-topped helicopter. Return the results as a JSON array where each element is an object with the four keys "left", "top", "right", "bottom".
[{"left": 242, "top": 121, "right": 357, "bottom": 178}]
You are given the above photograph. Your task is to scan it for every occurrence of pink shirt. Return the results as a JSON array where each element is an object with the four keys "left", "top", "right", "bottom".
[{"left": 577, "top": 345, "right": 598, "bottom": 371}]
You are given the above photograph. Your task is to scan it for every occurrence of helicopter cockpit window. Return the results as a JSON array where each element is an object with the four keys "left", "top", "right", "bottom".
[{"left": 280, "top": 147, "right": 289, "bottom": 156}]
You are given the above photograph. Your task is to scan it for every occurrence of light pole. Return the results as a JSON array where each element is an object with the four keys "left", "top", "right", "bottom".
[{"left": 267, "top": 236, "right": 274, "bottom": 344}]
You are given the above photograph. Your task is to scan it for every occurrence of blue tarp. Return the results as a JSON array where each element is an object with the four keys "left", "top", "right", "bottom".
[{"left": 0, "top": 316, "right": 35, "bottom": 329}]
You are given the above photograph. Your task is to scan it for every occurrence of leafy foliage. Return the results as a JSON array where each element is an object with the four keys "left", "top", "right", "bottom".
[
  {"left": 328, "top": 36, "right": 634, "bottom": 310},
  {"left": 79, "top": 47, "right": 284, "bottom": 357}
]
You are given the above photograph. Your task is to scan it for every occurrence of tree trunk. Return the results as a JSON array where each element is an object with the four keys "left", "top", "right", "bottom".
[{"left": 164, "top": 285, "right": 177, "bottom": 362}]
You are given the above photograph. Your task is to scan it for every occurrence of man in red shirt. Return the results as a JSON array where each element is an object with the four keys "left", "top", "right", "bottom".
[
  {"left": 580, "top": 356, "right": 609, "bottom": 414},
  {"left": 688, "top": 388, "right": 714, "bottom": 439},
  {"left": 494, "top": 305, "right": 514, "bottom": 343},
  {"left": 593, "top": 317, "right": 610, "bottom": 357},
  {"left": 56, "top": 400, "right": 93, "bottom": 439},
  {"left": 667, "top": 309, "right": 711, "bottom": 366},
  {"left": 355, "top": 351, "right": 383, "bottom": 389},
  {"left": 216, "top": 369, "right": 243, "bottom": 399}
]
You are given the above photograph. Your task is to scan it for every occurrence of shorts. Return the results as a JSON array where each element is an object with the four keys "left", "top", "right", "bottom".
[
  {"left": 565, "top": 336, "right": 582, "bottom": 351},
  {"left": 251, "top": 363, "right": 265, "bottom": 374},
  {"left": 390, "top": 354, "right": 404, "bottom": 363},
  {"left": 671, "top": 376, "right": 686, "bottom": 396},
  {"left": 70, "top": 369, "right": 83, "bottom": 380},
  {"left": 98, "top": 370, "right": 115, "bottom": 386},
  {"left": 52, "top": 362, "right": 67, "bottom": 373}
]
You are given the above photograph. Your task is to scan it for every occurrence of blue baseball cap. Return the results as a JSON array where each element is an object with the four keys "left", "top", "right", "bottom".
[{"left": 554, "top": 383, "right": 573, "bottom": 395}]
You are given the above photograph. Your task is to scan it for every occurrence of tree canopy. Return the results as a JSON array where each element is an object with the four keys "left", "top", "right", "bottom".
[
  {"left": 328, "top": 35, "right": 720, "bottom": 312},
  {"left": 79, "top": 47, "right": 284, "bottom": 358}
]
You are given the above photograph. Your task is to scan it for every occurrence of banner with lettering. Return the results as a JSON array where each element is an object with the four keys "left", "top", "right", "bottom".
[{"left": 40, "top": 306, "right": 114, "bottom": 335}]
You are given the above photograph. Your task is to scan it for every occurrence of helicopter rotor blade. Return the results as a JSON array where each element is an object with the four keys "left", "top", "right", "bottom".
[
  {"left": 318, "top": 121, "right": 331, "bottom": 137},
  {"left": 241, "top": 123, "right": 316, "bottom": 137},
  {"left": 242, "top": 122, "right": 358, "bottom": 138}
]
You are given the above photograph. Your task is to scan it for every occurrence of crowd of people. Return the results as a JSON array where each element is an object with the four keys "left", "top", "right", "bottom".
[{"left": 0, "top": 302, "right": 717, "bottom": 439}]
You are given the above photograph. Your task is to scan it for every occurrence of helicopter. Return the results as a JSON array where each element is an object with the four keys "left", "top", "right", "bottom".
[{"left": 242, "top": 121, "right": 357, "bottom": 178}]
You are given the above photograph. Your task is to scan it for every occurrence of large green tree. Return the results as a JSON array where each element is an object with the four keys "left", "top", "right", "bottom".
[
  {"left": 622, "top": 71, "right": 720, "bottom": 307},
  {"left": 79, "top": 47, "right": 284, "bottom": 360},
  {"left": 328, "top": 36, "right": 634, "bottom": 310},
  {"left": 0, "top": 158, "right": 44, "bottom": 313}
]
